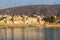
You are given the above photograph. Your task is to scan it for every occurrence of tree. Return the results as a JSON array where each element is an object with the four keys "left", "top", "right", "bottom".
[
  {"left": 0, "top": 17, "right": 3, "bottom": 21},
  {"left": 49, "top": 16, "right": 56, "bottom": 23},
  {"left": 43, "top": 16, "right": 56, "bottom": 23}
]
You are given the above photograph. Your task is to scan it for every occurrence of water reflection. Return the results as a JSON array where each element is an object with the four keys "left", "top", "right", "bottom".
[
  {"left": 44, "top": 28, "right": 54, "bottom": 40},
  {"left": 25, "top": 27, "right": 44, "bottom": 40},
  {"left": 0, "top": 27, "right": 60, "bottom": 40}
]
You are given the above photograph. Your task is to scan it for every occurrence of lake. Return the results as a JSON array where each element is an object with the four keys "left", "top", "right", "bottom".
[{"left": 0, "top": 27, "right": 60, "bottom": 40}]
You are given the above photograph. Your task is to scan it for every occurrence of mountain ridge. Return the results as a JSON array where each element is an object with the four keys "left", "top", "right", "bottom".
[{"left": 0, "top": 5, "right": 60, "bottom": 16}]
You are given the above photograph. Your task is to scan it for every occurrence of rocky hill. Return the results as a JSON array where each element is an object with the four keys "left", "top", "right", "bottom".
[{"left": 0, "top": 5, "right": 60, "bottom": 16}]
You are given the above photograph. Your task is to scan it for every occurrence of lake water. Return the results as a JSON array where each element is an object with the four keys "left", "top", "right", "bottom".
[{"left": 0, "top": 27, "right": 60, "bottom": 40}]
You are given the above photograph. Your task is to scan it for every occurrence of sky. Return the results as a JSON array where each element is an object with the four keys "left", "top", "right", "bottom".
[{"left": 0, "top": 0, "right": 60, "bottom": 9}]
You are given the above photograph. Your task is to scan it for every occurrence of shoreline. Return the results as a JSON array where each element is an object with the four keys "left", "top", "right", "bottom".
[{"left": 0, "top": 23, "right": 60, "bottom": 29}]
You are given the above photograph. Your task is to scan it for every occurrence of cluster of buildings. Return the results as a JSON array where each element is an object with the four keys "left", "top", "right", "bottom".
[{"left": 0, "top": 15, "right": 45, "bottom": 25}]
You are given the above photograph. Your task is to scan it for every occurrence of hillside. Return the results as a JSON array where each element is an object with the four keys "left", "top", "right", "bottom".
[{"left": 0, "top": 5, "right": 60, "bottom": 16}]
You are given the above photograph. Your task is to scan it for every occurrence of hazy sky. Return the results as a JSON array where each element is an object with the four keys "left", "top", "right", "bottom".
[{"left": 0, "top": 0, "right": 60, "bottom": 9}]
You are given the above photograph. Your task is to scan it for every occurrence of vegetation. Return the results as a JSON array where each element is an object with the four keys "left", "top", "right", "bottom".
[
  {"left": 43, "top": 16, "right": 56, "bottom": 23},
  {"left": 0, "top": 17, "right": 3, "bottom": 21},
  {"left": 56, "top": 14, "right": 60, "bottom": 20}
]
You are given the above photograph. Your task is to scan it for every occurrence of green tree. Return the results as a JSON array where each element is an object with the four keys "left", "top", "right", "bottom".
[
  {"left": 43, "top": 16, "right": 56, "bottom": 23},
  {"left": 49, "top": 16, "right": 56, "bottom": 23},
  {"left": 0, "top": 17, "right": 3, "bottom": 21}
]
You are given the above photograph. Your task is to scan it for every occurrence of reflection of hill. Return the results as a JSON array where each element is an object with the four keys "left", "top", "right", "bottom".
[{"left": 0, "top": 5, "right": 60, "bottom": 16}]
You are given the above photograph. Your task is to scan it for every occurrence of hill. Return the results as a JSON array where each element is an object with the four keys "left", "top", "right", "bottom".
[{"left": 0, "top": 5, "right": 60, "bottom": 16}]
